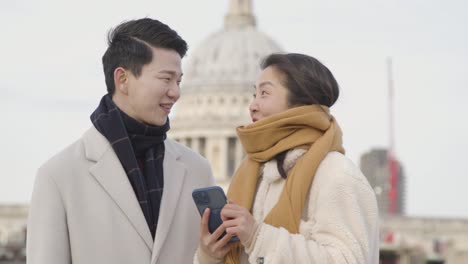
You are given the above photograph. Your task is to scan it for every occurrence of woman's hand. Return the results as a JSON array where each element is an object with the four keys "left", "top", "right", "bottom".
[
  {"left": 199, "top": 208, "right": 236, "bottom": 259},
  {"left": 221, "top": 202, "right": 257, "bottom": 246}
]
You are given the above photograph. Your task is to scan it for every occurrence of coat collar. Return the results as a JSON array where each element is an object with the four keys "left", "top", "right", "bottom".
[
  {"left": 151, "top": 140, "right": 186, "bottom": 264},
  {"left": 82, "top": 127, "right": 186, "bottom": 258}
]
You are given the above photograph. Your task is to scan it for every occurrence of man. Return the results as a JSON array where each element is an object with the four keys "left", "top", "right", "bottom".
[{"left": 27, "top": 18, "right": 214, "bottom": 264}]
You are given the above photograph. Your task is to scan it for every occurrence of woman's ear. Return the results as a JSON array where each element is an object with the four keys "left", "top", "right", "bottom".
[{"left": 114, "top": 67, "right": 128, "bottom": 95}]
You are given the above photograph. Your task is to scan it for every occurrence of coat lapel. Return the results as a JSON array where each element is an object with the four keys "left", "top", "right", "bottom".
[
  {"left": 83, "top": 127, "right": 153, "bottom": 251},
  {"left": 151, "top": 141, "right": 186, "bottom": 264}
]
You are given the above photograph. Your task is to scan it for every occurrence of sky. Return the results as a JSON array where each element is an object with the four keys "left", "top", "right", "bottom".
[{"left": 1, "top": 0, "right": 467, "bottom": 218}]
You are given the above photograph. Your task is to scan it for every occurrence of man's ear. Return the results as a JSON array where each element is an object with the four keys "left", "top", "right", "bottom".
[{"left": 114, "top": 67, "right": 128, "bottom": 95}]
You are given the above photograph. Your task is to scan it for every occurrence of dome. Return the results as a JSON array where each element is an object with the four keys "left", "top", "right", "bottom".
[
  {"left": 182, "top": 27, "right": 282, "bottom": 93},
  {"left": 181, "top": 0, "right": 282, "bottom": 94}
]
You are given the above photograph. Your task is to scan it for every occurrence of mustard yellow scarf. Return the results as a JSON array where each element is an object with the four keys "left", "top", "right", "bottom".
[{"left": 225, "top": 105, "right": 344, "bottom": 263}]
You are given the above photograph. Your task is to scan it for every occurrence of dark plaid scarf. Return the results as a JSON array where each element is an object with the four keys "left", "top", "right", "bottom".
[{"left": 90, "top": 94, "right": 169, "bottom": 239}]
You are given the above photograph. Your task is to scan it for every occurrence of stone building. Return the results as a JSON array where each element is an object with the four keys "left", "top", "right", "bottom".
[
  {"left": 380, "top": 216, "right": 468, "bottom": 264},
  {"left": 0, "top": 205, "right": 27, "bottom": 262},
  {"left": 169, "top": 0, "right": 282, "bottom": 184}
]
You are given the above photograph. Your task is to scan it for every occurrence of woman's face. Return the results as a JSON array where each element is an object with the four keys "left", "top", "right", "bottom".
[{"left": 250, "top": 66, "right": 290, "bottom": 122}]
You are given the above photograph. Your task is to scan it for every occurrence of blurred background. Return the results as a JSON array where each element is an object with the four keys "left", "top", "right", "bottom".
[{"left": 1, "top": 0, "right": 467, "bottom": 263}]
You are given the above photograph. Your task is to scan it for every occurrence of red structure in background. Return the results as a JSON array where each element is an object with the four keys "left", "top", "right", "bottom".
[
  {"left": 388, "top": 154, "right": 399, "bottom": 214},
  {"left": 387, "top": 58, "right": 399, "bottom": 215}
]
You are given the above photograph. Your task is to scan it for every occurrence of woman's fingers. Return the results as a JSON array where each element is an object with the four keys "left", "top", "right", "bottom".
[
  {"left": 220, "top": 204, "right": 239, "bottom": 221},
  {"left": 223, "top": 219, "right": 241, "bottom": 236},
  {"left": 199, "top": 207, "right": 233, "bottom": 259},
  {"left": 220, "top": 240, "right": 237, "bottom": 255},
  {"left": 214, "top": 230, "right": 235, "bottom": 249},
  {"left": 221, "top": 204, "right": 247, "bottom": 220},
  {"left": 221, "top": 206, "right": 256, "bottom": 244},
  {"left": 210, "top": 220, "right": 228, "bottom": 241},
  {"left": 200, "top": 208, "right": 210, "bottom": 235},
  {"left": 201, "top": 203, "right": 254, "bottom": 250}
]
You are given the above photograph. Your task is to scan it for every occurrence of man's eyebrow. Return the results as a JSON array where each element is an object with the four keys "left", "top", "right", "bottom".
[{"left": 158, "top": 70, "right": 183, "bottom": 77}]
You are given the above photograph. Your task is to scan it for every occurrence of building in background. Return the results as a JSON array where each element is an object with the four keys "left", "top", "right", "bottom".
[
  {"left": 169, "top": 0, "right": 282, "bottom": 185},
  {"left": 360, "top": 148, "right": 406, "bottom": 216},
  {"left": 379, "top": 216, "right": 468, "bottom": 264},
  {"left": 0, "top": 205, "right": 27, "bottom": 262}
]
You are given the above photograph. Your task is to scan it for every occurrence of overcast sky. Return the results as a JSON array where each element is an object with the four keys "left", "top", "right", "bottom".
[{"left": 1, "top": 0, "right": 467, "bottom": 218}]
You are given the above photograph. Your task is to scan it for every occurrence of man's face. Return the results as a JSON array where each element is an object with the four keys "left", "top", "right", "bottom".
[{"left": 123, "top": 47, "right": 182, "bottom": 126}]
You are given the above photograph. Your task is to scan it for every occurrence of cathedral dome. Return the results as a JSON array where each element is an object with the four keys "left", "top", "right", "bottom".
[
  {"left": 181, "top": 0, "right": 282, "bottom": 94},
  {"left": 183, "top": 28, "right": 282, "bottom": 93},
  {"left": 172, "top": 0, "right": 283, "bottom": 129}
]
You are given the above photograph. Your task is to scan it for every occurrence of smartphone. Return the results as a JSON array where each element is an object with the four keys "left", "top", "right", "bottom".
[{"left": 192, "top": 186, "right": 239, "bottom": 243}]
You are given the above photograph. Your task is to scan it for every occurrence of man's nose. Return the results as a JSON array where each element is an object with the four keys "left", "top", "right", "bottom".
[{"left": 167, "top": 84, "right": 180, "bottom": 101}]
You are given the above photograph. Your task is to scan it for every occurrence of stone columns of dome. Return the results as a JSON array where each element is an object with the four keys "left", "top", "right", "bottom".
[
  {"left": 199, "top": 137, "right": 207, "bottom": 157},
  {"left": 178, "top": 138, "right": 186, "bottom": 146},
  {"left": 206, "top": 137, "right": 228, "bottom": 182},
  {"left": 191, "top": 137, "right": 200, "bottom": 154},
  {"left": 0, "top": 226, "right": 8, "bottom": 245},
  {"left": 219, "top": 137, "right": 229, "bottom": 182}
]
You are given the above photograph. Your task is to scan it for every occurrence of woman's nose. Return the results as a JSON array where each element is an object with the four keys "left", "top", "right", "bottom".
[{"left": 249, "top": 100, "right": 258, "bottom": 114}]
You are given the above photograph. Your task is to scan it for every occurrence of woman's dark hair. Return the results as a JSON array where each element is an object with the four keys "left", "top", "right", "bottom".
[
  {"left": 261, "top": 53, "right": 339, "bottom": 108},
  {"left": 261, "top": 53, "right": 340, "bottom": 178},
  {"left": 102, "top": 18, "right": 188, "bottom": 95}
]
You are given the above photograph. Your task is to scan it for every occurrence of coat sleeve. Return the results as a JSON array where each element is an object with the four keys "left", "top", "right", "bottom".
[
  {"left": 246, "top": 170, "right": 380, "bottom": 264},
  {"left": 27, "top": 167, "right": 71, "bottom": 264}
]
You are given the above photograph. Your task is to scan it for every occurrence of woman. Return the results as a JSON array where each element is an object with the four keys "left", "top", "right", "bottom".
[{"left": 195, "top": 53, "right": 379, "bottom": 263}]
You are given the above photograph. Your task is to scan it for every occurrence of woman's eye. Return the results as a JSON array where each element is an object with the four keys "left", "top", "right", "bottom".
[{"left": 261, "top": 91, "right": 267, "bottom": 95}]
